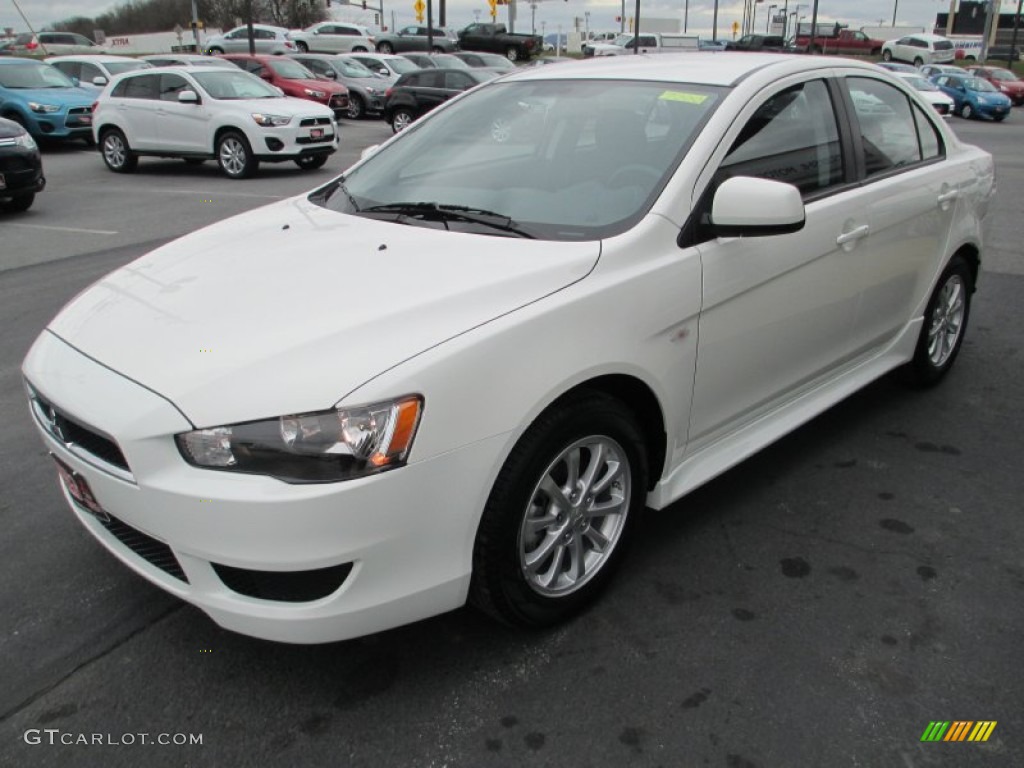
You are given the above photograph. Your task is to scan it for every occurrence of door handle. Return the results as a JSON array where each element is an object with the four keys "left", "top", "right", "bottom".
[
  {"left": 836, "top": 224, "right": 870, "bottom": 246},
  {"left": 937, "top": 189, "right": 958, "bottom": 209}
]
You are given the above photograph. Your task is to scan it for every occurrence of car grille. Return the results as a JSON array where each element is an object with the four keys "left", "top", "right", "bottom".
[
  {"left": 212, "top": 562, "right": 352, "bottom": 602},
  {"left": 29, "top": 388, "right": 131, "bottom": 473},
  {"left": 296, "top": 134, "right": 334, "bottom": 145},
  {"left": 299, "top": 117, "right": 332, "bottom": 127},
  {"left": 99, "top": 512, "right": 189, "bottom": 583},
  {"left": 65, "top": 106, "right": 93, "bottom": 128},
  {"left": 934, "top": 103, "right": 949, "bottom": 115}
]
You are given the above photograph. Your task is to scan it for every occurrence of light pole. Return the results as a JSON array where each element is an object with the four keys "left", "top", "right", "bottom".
[
  {"left": 767, "top": 4, "right": 778, "bottom": 33},
  {"left": 751, "top": 1, "right": 759, "bottom": 35}
]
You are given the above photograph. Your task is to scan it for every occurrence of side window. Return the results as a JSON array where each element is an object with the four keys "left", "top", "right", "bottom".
[
  {"left": 306, "top": 60, "right": 328, "bottom": 76},
  {"left": 912, "top": 103, "right": 943, "bottom": 160},
  {"left": 52, "top": 61, "right": 81, "bottom": 79},
  {"left": 845, "top": 77, "right": 927, "bottom": 176},
  {"left": 255, "top": 29, "right": 275, "bottom": 40},
  {"left": 716, "top": 79, "right": 843, "bottom": 198},
  {"left": 159, "top": 73, "right": 190, "bottom": 101},
  {"left": 419, "top": 71, "right": 443, "bottom": 88},
  {"left": 639, "top": 36, "right": 657, "bottom": 47},
  {"left": 110, "top": 78, "right": 130, "bottom": 97},
  {"left": 80, "top": 63, "right": 103, "bottom": 83},
  {"left": 444, "top": 71, "right": 471, "bottom": 89},
  {"left": 123, "top": 74, "right": 158, "bottom": 99}
]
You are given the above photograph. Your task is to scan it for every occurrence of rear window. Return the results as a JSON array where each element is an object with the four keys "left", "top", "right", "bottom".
[{"left": 934, "top": 40, "right": 954, "bottom": 51}]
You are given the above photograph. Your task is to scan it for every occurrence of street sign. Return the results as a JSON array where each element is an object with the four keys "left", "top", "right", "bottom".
[{"left": 414, "top": 0, "right": 425, "bottom": 22}]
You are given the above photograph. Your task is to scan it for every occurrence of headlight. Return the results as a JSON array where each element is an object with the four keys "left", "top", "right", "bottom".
[
  {"left": 14, "top": 132, "right": 37, "bottom": 150},
  {"left": 304, "top": 88, "right": 326, "bottom": 98},
  {"left": 176, "top": 395, "right": 423, "bottom": 483},
  {"left": 251, "top": 113, "right": 291, "bottom": 127},
  {"left": 28, "top": 102, "right": 60, "bottom": 113}
]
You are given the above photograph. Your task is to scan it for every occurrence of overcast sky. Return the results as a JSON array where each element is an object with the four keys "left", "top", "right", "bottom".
[{"left": 1, "top": 0, "right": 959, "bottom": 40}]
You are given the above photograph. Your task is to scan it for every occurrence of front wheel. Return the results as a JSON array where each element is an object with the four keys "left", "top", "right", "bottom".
[
  {"left": 100, "top": 128, "right": 138, "bottom": 173},
  {"left": 207, "top": 47, "right": 224, "bottom": 55},
  {"left": 345, "top": 94, "right": 365, "bottom": 120},
  {"left": 295, "top": 41, "right": 308, "bottom": 53},
  {"left": 1, "top": 192, "right": 34, "bottom": 213},
  {"left": 431, "top": 46, "right": 444, "bottom": 54},
  {"left": 390, "top": 108, "right": 414, "bottom": 133},
  {"left": 294, "top": 154, "right": 328, "bottom": 170},
  {"left": 469, "top": 391, "right": 648, "bottom": 627},
  {"left": 352, "top": 46, "right": 368, "bottom": 53},
  {"left": 505, "top": 46, "right": 520, "bottom": 62},
  {"left": 961, "top": 103, "right": 974, "bottom": 119},
  {"left": 913, "top": 56, "right": 924, "bottom": 66},
  {"left": 377, "top": 42, "right": 394, "bottom": 54},
  {"left": 216, "top": 132, "right": 258, "bottom": 179},
  {"left": 904, "top": 256, "right": 972, "bottom": 386},
  {"left": 882, "top": 49, "right": 893, "bottom": 61}
]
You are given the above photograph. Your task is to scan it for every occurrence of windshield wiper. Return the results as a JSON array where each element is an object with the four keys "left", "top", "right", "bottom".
[{"left": 360, "top": 202, "right": 535, "bottom": 238}]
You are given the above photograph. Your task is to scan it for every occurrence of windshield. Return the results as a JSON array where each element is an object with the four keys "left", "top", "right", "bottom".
[
  {"left": 611, "top": 34, "right": 633, "bottom": 47},
  {"left": 191, "top": 70, "right": 280, "bottom": 99},
  {"left": 903, "top": 76, "right": 938, "bottom": 91},
  {"left": 987, "top": 69, "right": 1016, "bottom": 82},
  {"left": 106, "top": 61, "right": 151, "bottom": 75},
  {"left": 428, "top": 54, "right": 469, "bottom": 68},
  {"left": 314, "top": 79, "right": 724, "bottom": 241},
  {"left": 336, "top": 59, "right": 374, "bottom": 77},
  {"left": 964, "top": 77, "right": 997, "bottom": 92},
  {"left": 0, "top": 62, "right": 75, "bottom": 89},
  {"left": 384, "top": 57, "right": 418, "bottom": 74},
  {"left": 268, "top": 59, "right": 316, "bottom": 79}
]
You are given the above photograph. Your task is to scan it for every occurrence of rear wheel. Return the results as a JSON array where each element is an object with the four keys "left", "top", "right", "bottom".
[
  {"left": 904, "top": 255, "right": 972, "bottom": 386},
  {"left": 1, "top": 192, "right": 34, "bottom": 213},
  {"left": 352, "top": 46, "right": 368, "bottom": 53},
  {"left": 506, "top": 46, "right": 521, "bottom": 62},
  {"left": 295, "top": 41, "right": 308, "bottom": 53},
  {"left": 391, "top": 108, "right": 414, "bottom": 133},
  {"left": 294, "top": 154, "right": 328, "bottom": 170},
  {"left": 377, "top": 42, "right": 394, "bottom": 54},
  {"left": 961, "top": 103, "right": 974, "bottom": 119},
  {"left": 882, "top": 49, "right": 893, "bottom": 61},
  {"left": 431, "top": 46, "right": 444, "bottom": 54},
  {"left": 913, "top": 56, "right": 924, "bottom": 66},
  {"left": 208, "top": 46, "right": 224, "bottom": 55},
  {"left": 469, "top": 391, "right": 648, "bottom": 628},
  {"left": 216, "top": 131, "right": 257, "bottom": 179},
  {"left": 100, "top": 128, "right": 138, "bottom": 173}
]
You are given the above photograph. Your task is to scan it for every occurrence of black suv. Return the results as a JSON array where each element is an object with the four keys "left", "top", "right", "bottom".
[
  {"left": 0, "top": 116, "right": 44, "bottom": 213},
  {"left": 725, "top": 35, "right": 788, "bottom": 52},
  {"left": 384, "top": 68, "right": 494, "bottom": 132}
]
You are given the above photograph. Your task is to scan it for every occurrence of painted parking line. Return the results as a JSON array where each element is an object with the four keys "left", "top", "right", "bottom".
[{"left": 8, "top": 223, "right": 119, "bottom": 235}]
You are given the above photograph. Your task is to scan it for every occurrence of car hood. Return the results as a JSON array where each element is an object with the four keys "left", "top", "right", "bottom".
[
  {"left": 283, "top": 76, "right": 347, "bottom": 93},
  {"left": 8, "top": 85, "right": 94, "bottom": 107},
  {"left": 47, "top": 196, "right": 600, "bottom": 427},
  {"left": 216, "top": 96, "right": 333, "bottom": 116}
]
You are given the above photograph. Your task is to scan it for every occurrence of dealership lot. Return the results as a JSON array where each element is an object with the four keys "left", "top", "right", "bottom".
[{"left": 1, "top": 111, "right": 1022, "bottom": 767}]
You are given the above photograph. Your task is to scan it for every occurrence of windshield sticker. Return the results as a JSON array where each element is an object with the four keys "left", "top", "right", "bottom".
[{"left": 659, "top": 91, "right": 709, "bottom": 104}]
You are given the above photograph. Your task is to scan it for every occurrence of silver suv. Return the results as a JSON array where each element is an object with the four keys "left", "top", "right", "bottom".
[{"left": 204, "top": 25, "right": 296, "bottom": 55}]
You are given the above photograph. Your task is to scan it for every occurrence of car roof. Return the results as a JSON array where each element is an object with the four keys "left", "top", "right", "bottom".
[
  {"left": 0, "top": 57, "right": 45, "bottom": 65},
  {"left": 45, "top": 54, "right": 144, "bottom": 63}
]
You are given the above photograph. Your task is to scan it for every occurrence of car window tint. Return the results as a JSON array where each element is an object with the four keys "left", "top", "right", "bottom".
[
  {"left": 53, "top": 61, "right": 81, "bottom": 79},
  {"left": 912, "top": 104, "right": 942, "bottom": 160},
  {"left": 110, "top": 78, "right": 130, "bottom": 97},
  {"left": 418, "top": 71, "right": 444, "bottom": 88},
  {"left": 160, "top": 73, "right": 190, "bottom": 101},
  {"left": 845, "top": 77, "right": 925, "bottom": 176},
  {"left": 81, "top": 63, "right": 103, "bottom": 82},
  {"left": 123, "top": 74, "right": 159, "bottom": 99},
  {"left": 717, "top": 79, "right": 843, "bottom": 198}
]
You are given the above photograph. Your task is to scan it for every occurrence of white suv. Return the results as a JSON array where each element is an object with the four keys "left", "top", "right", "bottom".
[
  {"left": 288, "top": 22, "right": 375, "bottom": 54},
  {"left": 881, "top": 34, "right": 956, "bottom": 66},
  {"left": 93, "top": 66, "right": 339, "bottom": 179}
]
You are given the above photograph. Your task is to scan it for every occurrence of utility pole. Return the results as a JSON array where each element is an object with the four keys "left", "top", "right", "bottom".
[
  {"left": 633, "top": 0, "right": 641, "bottom": 52},
  {"left": 427, "top": 0, "right": 434, "bottom": 51}
]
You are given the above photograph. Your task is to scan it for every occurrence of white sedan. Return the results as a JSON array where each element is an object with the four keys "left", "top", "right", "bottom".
[
  {"left": 24, "top": 54, "right": 994, "bottom": 643},
  {"left": 894, "top": 71, "right": 956, "bottom": 117}
]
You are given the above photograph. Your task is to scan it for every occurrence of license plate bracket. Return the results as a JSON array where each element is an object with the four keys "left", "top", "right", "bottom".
[
  {"left": 52, "top": 454, "right": 109, "bottom": 522},
  {"left": 310, "top": 128, "right": 324, "bottom": 139}
]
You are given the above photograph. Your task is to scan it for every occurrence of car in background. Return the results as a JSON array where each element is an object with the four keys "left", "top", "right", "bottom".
[
  {"left": 341, "top": 52, "right": 419, "bottom": 81},
  {"left": 0, "top": 115, "right": 44, "bottom": 212},
  {"left": 383, "top": 67, "right": 494, "bottom": 132},
  {"left": 698, "top": 39, "right": 728, "bottom": 51},
  {"left": 965, "top": 65, "right": 1024, "bottom": 106},
  {"left": 724, "top": 34, "right": 787, "bottom": 52},
  {"left": 893, "top": 72, "right": 955, "bottom": 117},
  {"left": 932, "top": 72, "right": 1012, "bottom": 120},
  {"left": 141, "top": 53, "right": 230, "bottom": 67},
  {"left": 219, "top": 53, "right": 348, "bottom": 117},
  {"left": 46, "top": 55, "right": 152, "bottom": 91},
  {"left": 529, "top": 56, "right": 572, "bottom": 67},
  {"left": 881, "top": 34, "right": 955, "bottom": 66},
  {"left": 875, "top": 61, "right": 918, "bottom": 73},
  {"left": 919, "top": 63, "right": 963, "bottom": 79},
  {"left": 205, "top": 25, "right": 296, "bottom": 55},
  {"left": 375, "top": 26, "right": 459, "bottom": 54},
  {"left": 0, "top": 58, "right": 96, "bottom": 143},
  {"left": 451, "top": 51, "right": 518, "bottom": 73},
  {"left": 289, "top": 53, "right": 387, "bottom": 119},
  {"left": 288, "top": 22, "right": 375, "bottom": 54},
  {"left": 0, "top": 41, "right": 17, "bottom": 56},
  {"left": 23, "top": 55, "right": 994, "bottom": 645},
  {"left": 401, "top": 52, "right": 471, "bottom": 70},
  {"left": 93, "top": 65, "right": 338, "bottom": 179},
  {"left": 11, "top": 31, "right": 105, "bottom": 56}
]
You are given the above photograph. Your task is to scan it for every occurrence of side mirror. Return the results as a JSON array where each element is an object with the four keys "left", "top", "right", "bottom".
[
  {"left": 92, "top": 76, "right": 108, "bottom": 86},
  {"left": 178, "top": 89, "right": 199, "bottom": 103},
  {"left": 324, "top": 70, "right": 337, "bottom": 79},
  {"left": 378, "top": 68, "right": 389, "bottom": 76},
  {"left": 710, "top": 176, "right": 805, "bottom": 237}
]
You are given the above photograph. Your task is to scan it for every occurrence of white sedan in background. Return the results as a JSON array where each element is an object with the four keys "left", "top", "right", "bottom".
[
  {"left": 45, "top": 54, "right": 152, "bottom": 91},
  {"left": 24, "top": 54, "right": 994, "bottom": 643},
  {"left": 894, "top": 71, "right": 956, "bottom": 117}
]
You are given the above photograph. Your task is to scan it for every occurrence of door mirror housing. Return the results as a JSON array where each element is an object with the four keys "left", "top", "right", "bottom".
[
  {"left": 92, "top": 76, "right": 108, "bottom": 86},
  {"left": 178, "top": 89, "right": 199, "bottom": 103},
  {"left": 710, "top": 176, "right": 805, "bottom": 237}
]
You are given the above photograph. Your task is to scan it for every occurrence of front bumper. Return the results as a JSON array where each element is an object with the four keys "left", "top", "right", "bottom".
[
  {"left": 23, "top": 331, "right": 505, "bottom": 643},
  {"left": 0, "top": 146, "right": 45, "bottom": 197},
  {"left": 22, "top": 107, "right": 93, "bottom": 140},
  {"left": 254, "top": 116, "right": 339, "bottom": 161}
]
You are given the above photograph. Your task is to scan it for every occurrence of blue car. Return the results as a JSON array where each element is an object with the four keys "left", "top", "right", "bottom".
[
  {"left": 0, "top": 58, "right": 96, "bottom": 142},
  {"left": 931, "top": 72, "right": 1012, "bottom": 121}
]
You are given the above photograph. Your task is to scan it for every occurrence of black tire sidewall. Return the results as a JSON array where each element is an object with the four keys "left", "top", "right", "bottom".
[
  {"left": 470, "top": 392, "right": 648, "bottom": 627},
  {"left": 908, "top": 256, "right": 973, "bottom": 386}
]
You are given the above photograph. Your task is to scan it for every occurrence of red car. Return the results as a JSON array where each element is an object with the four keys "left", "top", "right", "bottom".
[
  {"left": 219, "top": 54, "right": 349, "bottom": 116},
  {"left": 965, "top": 66, "right": 1024, "bottom": 106}
]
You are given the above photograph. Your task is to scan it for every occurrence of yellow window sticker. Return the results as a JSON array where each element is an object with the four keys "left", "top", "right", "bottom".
[{"left": 659, "top": 91, "right": 708, "bottom": 104}]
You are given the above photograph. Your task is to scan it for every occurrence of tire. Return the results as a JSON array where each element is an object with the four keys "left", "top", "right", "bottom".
[
  {"left": 377, "top": 42, "right": 393, "bottom": 54},
  {"left": 294, "top": 154, "right": 328, "bottom": 170},
  {"left": 208, "top": 47, "right": 224, "bottom": 55},
  {"left": 961, "top": 103, "right": 974, "bottom": 119},
  {"left": 506, "top": 46, "right": 520, "bottom": 62},
  {"left": 904, "top": 255, "right": 972, "bottom": 386},
  {"left": 469, "top": 391, "right": 648, "bottom": 628},
  {"left": 993, "top": 114, "right": 1006, "bottom": 122},
  {"left": 345, "top": 94, "right": 365, "bottom": 120},
  {"left": 913, "top": 56, "right": 924, "bottom": 67},
  {"left": 390, "top": 108, "right": 414, "bottom": 133},
  {"left": 216, "top": 131, "right": 258, "bottom": 179},
  {"left": 1, "top": 192, "right": 34, "bottom": 213},
  {"left": 882, "top": 49, "right": 893, "bottom": 62},
  {"left": 296, "top": 41, "right": 308, "bottom": 53},
  {"left": 431, "top": 46, "right": 444, "bottom": 54},
  {"left": 100, "top": 128, "right": 138, "bottom": 173}
]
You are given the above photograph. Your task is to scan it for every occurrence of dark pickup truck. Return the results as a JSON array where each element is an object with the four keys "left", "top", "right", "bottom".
[
  {"left": 725, "top": 34, "right": 788, "bottom": 52},
  {"left": 458, "top": 23, "right": 543, "bottom": 61}
]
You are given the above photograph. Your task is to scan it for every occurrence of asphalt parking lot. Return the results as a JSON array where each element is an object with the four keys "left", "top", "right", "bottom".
[{"left": 0, "top": 113, "right": 1022, "bottom": 767}]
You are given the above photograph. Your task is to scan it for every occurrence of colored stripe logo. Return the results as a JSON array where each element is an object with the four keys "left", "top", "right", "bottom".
[{"left": 920, "top": 721, "right": 997, "bottom": 742}]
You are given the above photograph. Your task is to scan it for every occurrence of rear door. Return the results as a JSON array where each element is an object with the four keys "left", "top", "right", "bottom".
[
  {"left": 115, "top": 73, "right": 161, "bottom": 149},
  {"left": 154, "top": 72, "right": 208, "bottom": 153}
]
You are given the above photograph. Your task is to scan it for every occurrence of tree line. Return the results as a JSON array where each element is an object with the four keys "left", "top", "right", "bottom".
[{"left": 50, "top": 0, "right": 327, "bottom": 37}]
